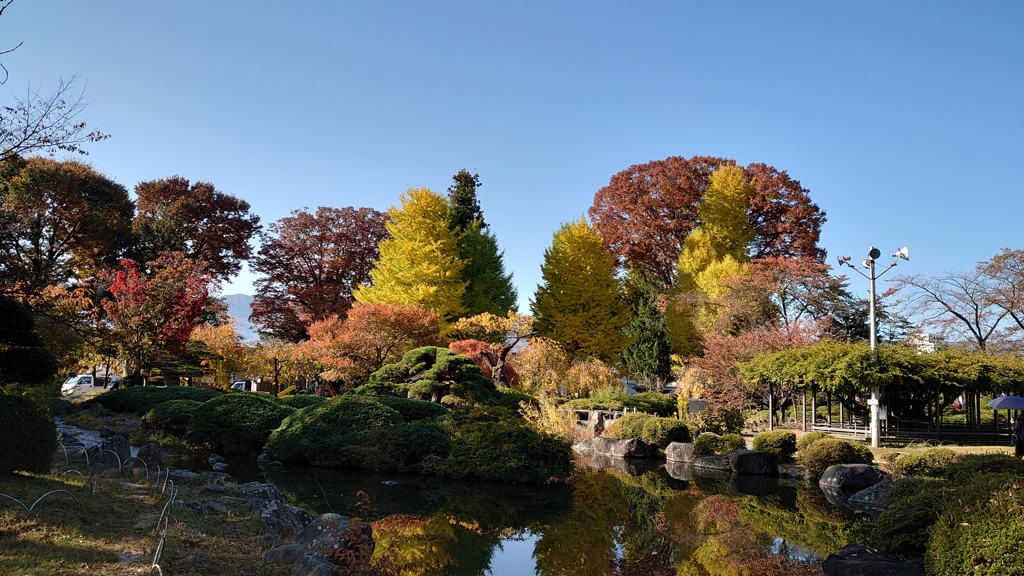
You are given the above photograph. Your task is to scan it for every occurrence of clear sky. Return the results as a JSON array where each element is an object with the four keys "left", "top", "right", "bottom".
[{"left": 6, "top": 1, "right": 1023, "bottom": 312}]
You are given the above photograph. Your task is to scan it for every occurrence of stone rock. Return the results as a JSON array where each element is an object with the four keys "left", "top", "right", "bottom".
[
  {"left": 819, "top": 464, "right": 887, "bottom": 490},
  {"left": 205, "top": 501, "right": 232, "bottom": 515},
  {"left": 777, "top": 464, "right": 809, "bottom": 478},
  {"left": 665, "top": 460, "right": 693, "bottom": 481},
  {"left": 251, "top": 498, "right": 313, "bottom": 539},
  {"left": 263, "top": 543, "right": 305, "bottom": 564},
  {"left": 692, "top": 455, "right": 731, "bottom": 471},
  {"left": 167, "top": 469, "right": 205, "bottom": 486},
  {"left": 212, "top": 462, "right": 230, "bottom": 472},
  {"left": 586, "top": 437, "right": 654, "bottom": 458},
  {"left": 730, "top": 473, "right": 773, "bottom": 497},
  {"left": 99, "top": 426, "right": 121, "bottom": 438},
  {"left": 821, "top": 543, "right": 924, "bottom": 576},
  {"left": 665, "top": 442, "right": 695, "bottom": 463},
  {"left": 257, "top": 453, "right": 272, "bottom": 466},
  {"left": 177, "top": 500, "right": 204, "bottom": 515},
  {"left": 848, "top": 478, "right": 892, "bottom": 511},
  {"left": 293, "top": 513, "right": 374, "bottom": 574},
  {"left": 136, "top": 442, "right": 165, "bottom": 471},
  {"left": 295, "top": 513, "right": 350, "bottom": 548},
  {"left": 292, "top": 552, "right": 340, "bottom": 576},
  {"left": 202, "top": 471, "right": 234, "bottom": 483},
  {"left": 87, "top": 435, "right": 131, "bottom": 469},
  {"left": 240, "top": 481, "right": 286, "bottom": 501},
  {"left": 729, "top": 449, "right": 772, "bottom": 475},
  {"left": 200, "top": 483, "right": 237, "bottom": 496},
  {"left": 261, "top": 533, "right": 281, "bottom": 549},
  {"left": 208, "top": 454, "right": 226, "bottom": 466},
  {"left": 81, "top": 403, "right": 107, "bottom": 417}
]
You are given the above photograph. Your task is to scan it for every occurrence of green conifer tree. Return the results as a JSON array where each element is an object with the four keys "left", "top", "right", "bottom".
[
  {"left": 354, "top": 188, "right": 467, "bottom": 322},
  {"left": 445, "top": 170, "right": 517, "bottom": 315},
  {"left": 531, "top": 218, "right": 631, "bottom": 363},
  {"left": 621, "top": 269, "right": 672, "bottom": 385}
]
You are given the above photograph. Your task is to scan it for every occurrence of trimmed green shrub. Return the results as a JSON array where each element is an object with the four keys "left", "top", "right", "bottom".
[
  {"left": 265, "top": 396, "right": 405, "bottom": 467},
  {"left": 81, "top": 386, "right": 221, "bottom": 415},
  {"left": 185, "top": 392, "right": 295, "bottom": 456},
  {"left": 363, "top": 346, "right": 496, "bottom": 406},
  {"left": 140, "top": 399, "right": 203, "bottom": 436},
  {"left": 641, "top": 417, "right": 690, "bottom": 448},
  {"left": 693, "top": 432, "right": 745, "bottom": 456},
  {"left": 924, "top": 474, "right": 1024, "bottom": 574},
  {"left": 752, "top": 430, "right": 797, "bottom": 463},
  {"left": 796, "top": 431, "right": 830, "bottom": 452},
  {"left": 867, "top": 477, "right": 946, "bottom": 560},
  {"left": 624, "top": 391, "right": 676, "bottom": 417},
  {"left": 278, "top": 395, "right": 327, "bottom": 410},
  {"left": 604, "top": 413, "right": 655, "bottom": 439},
  {"left": 687, "top": 406, "right": 744, "bottom": 435},
  {"left": 375, "top": 396, "right": 448, "bottom": 421},
  {"left": 798, "top": 437, "right": 864, "bottom": 477},
  {"left": 890, "top": 448, "right": 962, "bottom": 477},
  {"left": 424, "top": 418, "right": 573, "bottom": 483},
  {"left": 0, "top": 394, "right": 56, "bottom": 473},
  {"left": 942, "top": 453, "right": 1024, "bottom": 484}
]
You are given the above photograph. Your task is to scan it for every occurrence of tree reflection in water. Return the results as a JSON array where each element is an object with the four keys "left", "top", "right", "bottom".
[{"left": 259, "top": 463, "right": 860, "bottom": 575}]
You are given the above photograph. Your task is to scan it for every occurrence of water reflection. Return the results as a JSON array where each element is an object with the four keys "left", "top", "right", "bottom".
[{"left": 219, "top": 456, "right": 861, "bottom": 575}]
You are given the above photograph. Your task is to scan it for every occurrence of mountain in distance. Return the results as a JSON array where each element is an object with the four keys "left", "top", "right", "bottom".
[{"left": 222, "top": 293, "right": 259, "bottom": 342}]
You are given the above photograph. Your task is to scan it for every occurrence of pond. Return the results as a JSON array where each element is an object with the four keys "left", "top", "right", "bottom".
[{"left": 199, "top": 455, "right": 865, "bottom": 575}]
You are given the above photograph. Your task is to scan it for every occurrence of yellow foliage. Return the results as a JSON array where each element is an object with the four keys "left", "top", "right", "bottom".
[
  {"left": 563, "top": 357, "right": 619, "bottom": 398},
  {"left": 509, "top": 337, "right": 568, "bottom": 396},
  {"left": 519, "top": 395, "right": 577, "bottom": 442}
]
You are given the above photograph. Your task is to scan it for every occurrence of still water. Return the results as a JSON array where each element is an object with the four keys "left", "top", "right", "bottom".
[{"left": 219, "top": 456, "right": 861, "bottom": 575}]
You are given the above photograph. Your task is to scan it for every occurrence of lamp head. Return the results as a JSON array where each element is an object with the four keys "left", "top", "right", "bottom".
[
  {"left": 868, "top": 247, "right": 881, "bottom": 260},
  {"left": 892, "top": 246, "right": 910, "bottom": 261}
]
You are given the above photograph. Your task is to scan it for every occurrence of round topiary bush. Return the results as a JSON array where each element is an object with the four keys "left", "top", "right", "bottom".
[
  {"left": 796, "top": 431, "right": 830, "bottom": 452},
  {"left": 687, "top": 406, "right": 744, "bottom": 435},
  {"left": 185, "top": 392, "right": 295, "bottom": 456},
  {"left": 693, "top": 432, "right": 746, "bottom": 456},
  {"left": 265, "top": 396, "right": 405, "bottom": 467},
  {"left": 140, "top": 399, "right": 203, "bottom": 436},
  {"left": 603, "top": 413, "right": 655, "bottom": 440},
  {"left": 0, "top": 394, "right": 57, "bottom": 474},
  {"left": 890, "top": 448, "right": 962, "bottom": 477},
  {"left": 942, "top": 453, "right": 1024, "bottom": 484},
  {"left": 624, "top": 391, "right": 677, "bottom": 416},
  {"left": 375, "top": 396, "right": 449, "bottom": 421},
  {"left": 82, "top": 386, "right": 222, "bottom": 415},
  {"left": 867, "top": 477, "right": 946, "bottom": 560},
  {"left": 278, "top": 395, "right": 327, "bottom": 410},
  {"left": 641, "top": 417, "right": 690, "bottom": 448},
  {"left": 799, "top": 437, "right": 864, "bottom": 477},
  {"left": 752, "top": 429, "right": 797, "bottom": 462}
]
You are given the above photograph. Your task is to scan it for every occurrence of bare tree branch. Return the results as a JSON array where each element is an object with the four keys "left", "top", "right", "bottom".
[
  {"left": 1, "top": 74, "right": 110, "bottom": 160},
  {"left": 890, "top": 271, "right": 1009, "bottom": 350}
]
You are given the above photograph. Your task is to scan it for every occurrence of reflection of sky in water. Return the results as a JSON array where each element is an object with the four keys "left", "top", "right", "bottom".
[
  {"left": 485, "top": 532, "right": 540, "bottom": 576},
  {"left": 770, "top": 537, "right": 820, "bottom": 563}
]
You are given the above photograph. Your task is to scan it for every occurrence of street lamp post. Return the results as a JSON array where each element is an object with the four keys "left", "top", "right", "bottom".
[{"left": 837, "top": 246, "right": 909, "bottom": 448}]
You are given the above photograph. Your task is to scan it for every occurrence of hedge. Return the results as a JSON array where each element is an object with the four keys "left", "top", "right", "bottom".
[
  {"left": 0, "top": 394, "right": 56, "bottom": 474},
  {"left": 185, "top": 392, "right": 295, "bottom": 456}
]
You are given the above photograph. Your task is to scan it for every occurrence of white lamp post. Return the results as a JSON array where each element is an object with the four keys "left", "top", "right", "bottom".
[{"left": 837, "top": 246, "right": 909, "bottom": 448}]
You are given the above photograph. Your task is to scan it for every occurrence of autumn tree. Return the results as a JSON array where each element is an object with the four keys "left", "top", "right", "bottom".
[
  {"left": 0, "top": 295, "right": 58, "bottom": 390},
  {"left": 354, "top": 188, "right": 467, "bottom": 323},
  {"left": 0, "top": 156, "right": 133, "bottom": 299},
  {"left": 100, "top": 253, "right": 210, "bottom": 383},
  {"left": 588, "top": 155, "right": 826, "bottom": 284},
  {"left": 445, "top": 170, "right": 517, "bottom": 316},
  {"left": 187, "top": 320, "right": 247, "bottom": 388},
  {"left": 451, "top": 310, "right": 534, "bottom": 386},
  {"left": 509, "top": 337, "right": 569, "bottom": 396},
  {"left": 247, "top": 338, "right": 314, "bottom": 395},
  {"left": 980, "top": 248, "right": 1024, "bottom": 334},
  {"left": 300, "top": 301, "right": 442, "bottom": 384},
  {"left": 250, "top": 206, "right": 388, "bottom": 341},
  {"left": 132, "top": 176, "right": 260, "bottom": 283},
  {"left": 531, "top": 218, "right": 631, "bottom": 363},
  {"left": 891, "top": 270, "right": 1008, "bottom": 351}
]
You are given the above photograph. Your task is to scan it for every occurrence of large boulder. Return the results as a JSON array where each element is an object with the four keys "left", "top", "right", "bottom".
[
  {"left": 848, "top": 478, "right": 892, "bottom": 511},
  {"left": 292, "top": 513, "right": 374, "bottom": 575},
  {"left": 251, "top": 498, "right": 314, "bottom": 539},
  {"left": 573, "top": 437, "right": 653, "bottom": 459},
  {"left": 240, "top": 481, "right": 286, "bottom": 501},
  {"left": 87, "top": 435, "right": 131, "bottom": 469},
  {"left": 665, "top": 442, "right": 695, "bottom": 463},
  {"left": 729, "top": 449, "right": 772, "bottom": 475},
  {"left": 819, "top": 464, "right": 887, "bottom": 490},
  {"left": 821, "top": 543, "right": 924, "bottom": 576},
  {"left": 135, "top": 442, "right": 165, "bottom": 471}
]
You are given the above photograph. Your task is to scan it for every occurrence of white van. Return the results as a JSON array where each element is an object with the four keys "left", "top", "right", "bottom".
[{"left": 61, "top": 374, "right": 106, "bottom": 396}]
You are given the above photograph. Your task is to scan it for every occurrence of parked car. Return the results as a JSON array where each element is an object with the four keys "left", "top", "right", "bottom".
[
  {"left": 231, "top": 381, "right": 249, "bottom": 390},
  {"left": 61, "top": 375, "right": 105, "bottom": 396}
]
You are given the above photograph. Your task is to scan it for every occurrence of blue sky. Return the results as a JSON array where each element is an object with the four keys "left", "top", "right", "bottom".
[{"left": 6, "top": 1, "right": 1022, "bottom": 312}]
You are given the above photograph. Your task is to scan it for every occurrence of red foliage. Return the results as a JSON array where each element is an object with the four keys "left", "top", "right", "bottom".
[
  {"left": 589, "top": 156, "right": 826, "bottom": 283},
  {"left": 448, "top": 339, "right": 520, "bottom": 386}
]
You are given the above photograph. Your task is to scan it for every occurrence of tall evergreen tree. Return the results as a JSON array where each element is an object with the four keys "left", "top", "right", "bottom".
[
  {"left": 354, "top": 188, "right": 467, "bottom": 322},
  {"left": 621, "top": 269, "right": 672, "bottom": 386},
  {"left": 531, "top": 218, "right": 631, "bottom": 363},
  {"left": 445, "top": 169, "right": 517, "bottom": 315}
]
